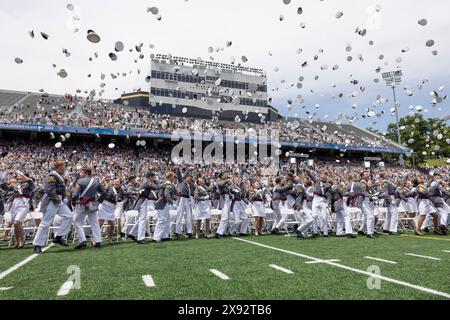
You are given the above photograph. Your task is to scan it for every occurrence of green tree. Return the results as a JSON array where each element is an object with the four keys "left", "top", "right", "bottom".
[{"left": 384, "top": 114, "right": 449, "bottom": 165}]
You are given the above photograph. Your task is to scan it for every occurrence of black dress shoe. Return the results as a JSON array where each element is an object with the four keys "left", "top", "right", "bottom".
[
  {"left": 311, "top": 233, "right": 319, "bottom": 238},
  {"left": 296, "top": 230, "right": 305, "bottom": 239},
  {"left": 161, "top": 238, "right": 171, "bottom": 241},
  {"left": 74, "top": 242, "right": 87, "bottom": 250},
  {"left": 366, "top": 234, "right": 375, "bottom": 239},
  {"left": 53, "top": 236, "right": 69, "bottom": 247},
  {"left": 214, "top": 233, "right": 222, "bottom": 239},
  {"left": 33, "top": 246, "right": 42, "bottom": 254},
  {"left": 137, "top": 240, "right": 147, "bottom": 244},
  {"left": 94, "top": 242, "right": 102, "bottom": 248},
  {"left": 127, "top": 234, "right": 137, "bottom": 242},
  {"left": 358, "top": 230, "right": 365, "bottom": 235},
  {"left": 186, "top": 233, "right": 193, "bottom": 238},
  {"left": 433, "top": 229, "right": 444, "bottom": 236},
  {"left": 439, "top": 226, "right": 448, "bottom": 235},
  {"left": 323, "top": 234, "right": 329, "bottom": 238},
  {"left": 382, "top": 230, "right": 390, "bottom": 234},
  {"left": 346, "top": 234, "right": 357, "bottom": 238},
  {"left": 423, "top": 227, "right": 429, "bottom": 233},
  {"left": 239, "top": 233, "right": 248, "bottom": 236},
  {"left": 271, "top": 228, "right": 281, "bottom": 235},
  {"left": 151, "top": 239, "right": 160, "bottom": 243}
]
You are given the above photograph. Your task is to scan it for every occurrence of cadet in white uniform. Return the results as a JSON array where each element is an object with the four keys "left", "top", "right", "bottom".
[
  {"left": 153, "top": 172, "right": 177, "bottom": 243},
  {"left": 174, "top": 168, "right": 194, "bottom": 238},
  {"left": 98, "top": 178, "right": 120, "bottom": 244},
  {"left": 9, "top": 171, "right": 35, "bottom": 248},
  {"left": 72, "top": 167, "right": 107, "bottom": 249},
  {"left": 306, "top": 168, "right": 332, "bottom": 237},
  {"left": 229, "top": 178, "right": 249, "bottom": 236},
  {"left": 193, "top": 177, "right": 211, "bottom": 239},
  {"left": 413, "top": 176, "right": 444, "bottom": 236},
  {"left": 215, "top": 173, "right": 233, "bottom": 238},
  {"left": 32, "top": 160, "right": 72, "bottom": 254},
  {"left": 249, "top": 181, "right": 266, "bottom": 236},
  {"left": 356, "top": 171, "right": 377, "bottom": 238},
  {"left": 129, "top": 172, "right": 159, "bottom": 244},
  {"left": 378, "top": 172, "right": 400, "bottom": 235}
]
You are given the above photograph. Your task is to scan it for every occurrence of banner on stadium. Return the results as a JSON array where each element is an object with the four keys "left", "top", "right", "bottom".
[{"left": 0, "top": 123, "right": 408, "bottom": 155}]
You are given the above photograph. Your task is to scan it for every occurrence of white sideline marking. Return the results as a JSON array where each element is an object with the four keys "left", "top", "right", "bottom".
[
  {"left": 232, "top": 237, "right": 450, "bottom": 299},
  {"left": 142, "top": 275, "right": 155, "bottom": 287},
  {"left": 209, "top": 269, "right": 230, "bottom": 280},
  {"left": 269, "top": 264, "right": 294, "bottom": 274},
  {"left": 57, "top": 280, "right": 74, "bottom": 296},
  {"left": 0, "top": 287, "right": 13, "bottom": 291},
  {"left": 305, "top": 259, "right": 340, "bottom": 264},
  {"left": 0, "top": 244, "right": 54, "bottom": 280},
  {"left": 442, "top": 250, "right": 450, "bottom": 253},
  {"left": 364, "top": 256, "right": 398, "bottom": 264},
  {"left": 405, "top": 253, "right": 441, "bottom": 261}
]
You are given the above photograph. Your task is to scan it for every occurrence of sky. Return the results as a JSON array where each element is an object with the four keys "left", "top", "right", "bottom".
[{"left": 0, "top": 0, "right": 449, "bottom": 133}]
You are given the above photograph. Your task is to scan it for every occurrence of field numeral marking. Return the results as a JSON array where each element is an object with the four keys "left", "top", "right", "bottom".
[{"left": 57, "top": 281, "right": 74, "bottom": 296}]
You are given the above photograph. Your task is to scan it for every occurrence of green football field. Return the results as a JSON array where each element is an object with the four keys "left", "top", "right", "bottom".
[{"left": 0, "top": 232, "right": 449, "bottom": 300}]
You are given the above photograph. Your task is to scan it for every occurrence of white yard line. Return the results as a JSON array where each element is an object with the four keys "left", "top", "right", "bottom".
[
  {"left": 0, "top": 244, "right": 54, "bottom": 280},
  {"left": 442, "top": 250, "right": 450, "bottom": 253},
  {"left": 209, "top": 269, "right": 230, "bottom": 280},
  {"left": 56, "top": 280, "right": 74, "bottom": 296},
  {"left": 405, "top": 253, "right": 441, "bottom": 261},
  {"left": 232, "top": 237, "right": 450, "bottom": 299},
  {"left": 269, "top": 264, "right": 294, "bottom": 274},
  {"left": 364, "top": 256, "right": 398, "bottom": 264},
  {"left": 142, "top": 275, "right": 155, "bottom": 287},
  {"left": 305, "top": 259, "right": 340, "bottom": 264}
]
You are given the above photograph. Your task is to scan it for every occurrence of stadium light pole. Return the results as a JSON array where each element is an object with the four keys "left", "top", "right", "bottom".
[{"left": 382, "top": 70, "right": 404, "bottom": 166}]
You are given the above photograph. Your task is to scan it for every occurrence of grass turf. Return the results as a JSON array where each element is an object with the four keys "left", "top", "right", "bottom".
[{"left": 0, "top": 232, "right": 449, "bottom": 300}]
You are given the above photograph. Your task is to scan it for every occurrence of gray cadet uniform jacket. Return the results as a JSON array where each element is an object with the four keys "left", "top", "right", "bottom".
[
  {"left": 133, "top": 180, "right": 159, "bottom": 210},
  {"left": 154, "top": 181, "right": 177, "bottom": 210},
  {"left": 378, "top": 180, "right": 397, "bottom": 207},
  {"left": 194, "top": 185, "right": 210, "bottom": 202},
  {"left": 72, "top": 176, "right": 107, "bottom": 211},
  {"left": 329, "top": 184, "right": 345, "bottom": 212},
  {"left": 429, "top": 181, "right": 449, "bottom": 208},
  {"left": 40, "top": 171, "right": 67, "bottom": 212},
  {"left": 306, "top": 169, "right": 332, "bottom": 198}
]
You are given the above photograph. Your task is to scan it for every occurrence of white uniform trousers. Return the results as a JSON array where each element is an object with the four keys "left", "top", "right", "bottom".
[
  {"left": 340, "top": 202, "right": 354, "bottom": 235},
  {"left": 33, "top": 201, "right": 72, "bottom": 247},
  {"left": 153, "top": 204, "right": 170, "bottom": 242},
  {"left": 296, "top": 203, "right": 313, "bottom": 237},
  {"left": 359, "top": 199, "right": 375, "bottom": 235},
  {"left": 74, "top": 205, "right": 102, "bottom": 244},
  {"left": 383, "top": 203, "right": 399, "bottom": 233},
  {"left": 217, "top": 195, "right": 231, "bottom": 235},
  {"left": 129, "top": 200, "right": 148, "bottom": 241},
  {"left": 436, "top": 203, "right": 449, "bottom": 226},
  {"left": 175, "top": 197, "right": 193, "bottom": 235},
  {"left": 335, "top": 208, "right": 353, "bottom": 236},
  {"left": 312, "top": 195, "right": 329, "bottom": 236},
  {"left": 271, "top": 200, "right": 283, "bottom": 230},
  {"left": 230, "top": 201, "right": 249, "bottom": 235}
]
